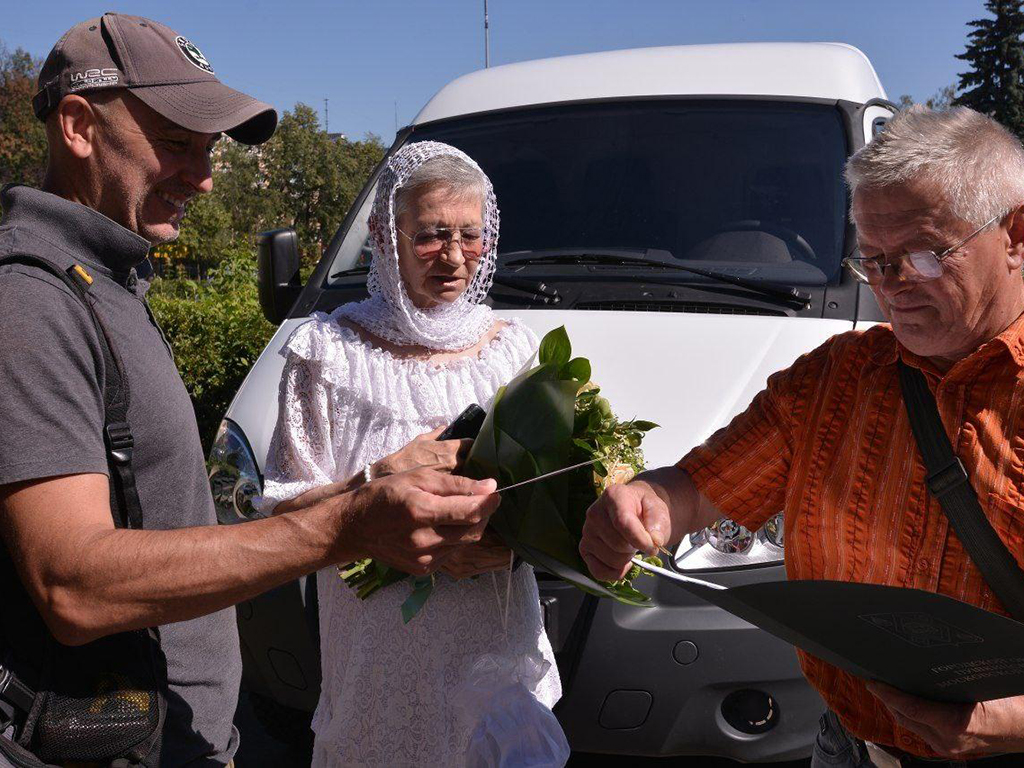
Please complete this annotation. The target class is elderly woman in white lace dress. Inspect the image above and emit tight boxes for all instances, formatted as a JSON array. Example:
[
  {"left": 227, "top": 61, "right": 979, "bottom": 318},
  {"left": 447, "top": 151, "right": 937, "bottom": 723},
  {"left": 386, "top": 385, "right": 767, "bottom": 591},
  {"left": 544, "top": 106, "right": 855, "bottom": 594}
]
[{"left": 258, "top": 141, "right": 561, "bottom": 766}]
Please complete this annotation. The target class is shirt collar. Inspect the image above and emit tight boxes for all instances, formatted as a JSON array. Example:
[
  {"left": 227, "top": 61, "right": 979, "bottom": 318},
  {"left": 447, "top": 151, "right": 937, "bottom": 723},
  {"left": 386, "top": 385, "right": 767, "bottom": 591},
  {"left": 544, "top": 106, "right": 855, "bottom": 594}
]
[
  {"left": 0, "top": 184, "right": 152, "bottom": 278},
  {"left": 977, "top": 310, "right": 1024, "bottom": 370}
]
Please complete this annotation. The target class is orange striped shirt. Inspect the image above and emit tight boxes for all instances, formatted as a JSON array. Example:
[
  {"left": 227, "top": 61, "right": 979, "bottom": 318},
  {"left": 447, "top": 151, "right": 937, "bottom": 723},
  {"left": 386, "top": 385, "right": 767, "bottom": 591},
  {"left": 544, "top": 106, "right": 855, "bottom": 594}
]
[{"left": 680, "top": 315, "right": 1024, "bottom": 757}]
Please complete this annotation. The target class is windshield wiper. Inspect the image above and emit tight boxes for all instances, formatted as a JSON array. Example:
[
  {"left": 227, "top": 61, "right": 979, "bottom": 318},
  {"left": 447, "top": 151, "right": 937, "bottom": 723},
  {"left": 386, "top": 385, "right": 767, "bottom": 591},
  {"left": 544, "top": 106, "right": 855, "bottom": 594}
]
[
  {"left": 502, "top": 249, "right": 812, "bottom": 308},
  {"left": 330, "top": 265, "right": 371, "bottom": 279},
  {"left": 492, "top": 273, "right": 560, "bottom": 303}
]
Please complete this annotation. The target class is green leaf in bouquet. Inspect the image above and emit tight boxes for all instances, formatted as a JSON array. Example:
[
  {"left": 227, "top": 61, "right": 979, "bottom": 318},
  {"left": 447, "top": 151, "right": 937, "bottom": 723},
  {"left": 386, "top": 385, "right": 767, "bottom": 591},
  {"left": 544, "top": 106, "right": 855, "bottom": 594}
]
[
  {"left": 401, "top": 575, "right": 435, "bottom": 624},
  {"left": 565, "top": 474, "right": 599, "bottom": 537},
  {"left": 338, "top": 559, "right": 371, "bottom": 582},
  {"left": 510, "top": 477, "right": 580, "bottom": 568},
  {"left": 630, "top": 420, "right": 660, "bottom": 432},
  {"left": 489, "top": 433, "right": 542, "bottom": 535},
  {"left": 572, "top": 438, "right": 596, "bottom": 454},
  {"left": 604, "top": 580, "right": 656, "bottom": 605},
  {"left": 497, "top": 437, "right": 541, "bottom": 491},
  {"left": 463, "top": 387, "right": 505, "bottom": 481},
  {"left": 560, "top": 357, "right": 592, "bottom": 385},
  {"left": 573, "top": 411, "right": 592, "bottom": 435},
  {"left": 538, "top": 326, "right": 572, "bottom": 367},
  {"left": 493, "top": 378, "right": 578, "bottom": 471},
  {"left": 514, "top": 539, "right": 652, "bottom": 606}
]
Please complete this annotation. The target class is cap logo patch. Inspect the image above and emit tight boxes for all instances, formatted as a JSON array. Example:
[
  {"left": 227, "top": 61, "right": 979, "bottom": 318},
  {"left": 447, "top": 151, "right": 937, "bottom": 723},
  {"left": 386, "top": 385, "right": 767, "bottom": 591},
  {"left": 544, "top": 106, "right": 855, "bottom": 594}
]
[
  {"left": 69, "top": 68, "right": 119, "bottom": 91},
  {"left": 175, "top": 36, "right": 214, "bottom": 74}
]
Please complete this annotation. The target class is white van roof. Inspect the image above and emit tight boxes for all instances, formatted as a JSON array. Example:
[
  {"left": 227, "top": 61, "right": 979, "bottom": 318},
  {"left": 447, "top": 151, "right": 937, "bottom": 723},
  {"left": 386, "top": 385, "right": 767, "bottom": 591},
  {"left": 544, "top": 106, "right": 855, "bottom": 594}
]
[{"left": 413, "top": 42, "right": 887, "bottom": 125}]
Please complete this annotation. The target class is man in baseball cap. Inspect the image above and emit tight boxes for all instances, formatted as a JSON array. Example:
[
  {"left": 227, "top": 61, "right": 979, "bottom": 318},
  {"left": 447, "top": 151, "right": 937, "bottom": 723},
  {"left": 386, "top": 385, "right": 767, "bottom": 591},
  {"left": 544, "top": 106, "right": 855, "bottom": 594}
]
[
  {"left": 34, "top": 13, "right": 276, "bottom": 144},
  {"left": 26, "top": 13, "right": 278, "bottom": 248},
  {"left": 0, "top": 12, "right": 501, "bottom": 768}
]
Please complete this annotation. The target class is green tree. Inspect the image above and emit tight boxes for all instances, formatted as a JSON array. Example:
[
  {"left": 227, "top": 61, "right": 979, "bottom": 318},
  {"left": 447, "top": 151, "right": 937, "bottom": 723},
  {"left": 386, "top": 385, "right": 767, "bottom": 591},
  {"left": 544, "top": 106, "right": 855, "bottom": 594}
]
[
  {"left": 207, "top": 139, "right": 266, "bottom": 239},
  {"left": 167, "top": 192, "right": 235, "bottom": 278},
  {"left": 0, "top": 43, "right": 46, "bottom": 188},
  {"left": 955, "top": 0, "right": 1024, "bottom": 139},
  {"left": 169, "top": 107, "right": 385, "bottom": 271},
  {"left": 147, "top": 243, "right": 276, "bottom": 451},
  {"left": 897, "top": 85, "right": 958, "bottom": 111},
  {"left": 256, "top": 103, "right": 384, "bottom": 267}
]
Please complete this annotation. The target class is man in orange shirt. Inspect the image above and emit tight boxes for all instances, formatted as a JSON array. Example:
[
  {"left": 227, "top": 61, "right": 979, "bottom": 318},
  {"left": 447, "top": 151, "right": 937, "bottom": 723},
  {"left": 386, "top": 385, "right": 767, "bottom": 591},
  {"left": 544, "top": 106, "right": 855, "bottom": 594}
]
[{"left": 581, "top": 106, "right": 1024, "bottom": 767}]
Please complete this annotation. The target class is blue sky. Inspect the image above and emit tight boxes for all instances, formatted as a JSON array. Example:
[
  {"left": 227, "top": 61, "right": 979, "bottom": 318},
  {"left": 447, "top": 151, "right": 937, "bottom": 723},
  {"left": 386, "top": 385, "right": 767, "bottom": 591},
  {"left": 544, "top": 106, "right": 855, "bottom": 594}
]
[{"left": 3, "top": 0, "right": 982, "bottom": 142}]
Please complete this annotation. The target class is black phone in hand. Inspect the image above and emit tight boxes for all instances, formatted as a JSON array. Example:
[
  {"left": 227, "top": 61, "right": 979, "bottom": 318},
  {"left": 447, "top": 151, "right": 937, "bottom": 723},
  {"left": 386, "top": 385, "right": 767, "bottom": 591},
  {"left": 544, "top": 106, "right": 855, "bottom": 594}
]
[{"left": 437, "top": 404, "right": 486, "bottom": 441}]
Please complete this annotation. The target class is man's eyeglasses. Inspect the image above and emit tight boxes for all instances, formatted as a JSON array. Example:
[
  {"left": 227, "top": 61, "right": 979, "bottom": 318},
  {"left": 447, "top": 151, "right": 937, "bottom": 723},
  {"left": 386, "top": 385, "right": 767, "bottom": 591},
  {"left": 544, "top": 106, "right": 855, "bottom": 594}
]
[
  {"left": 842, "top": 214, "right": 1000, "bottom": 285},
  {"left": 397, "top": 226, "right": 486, "bottom": 260}
]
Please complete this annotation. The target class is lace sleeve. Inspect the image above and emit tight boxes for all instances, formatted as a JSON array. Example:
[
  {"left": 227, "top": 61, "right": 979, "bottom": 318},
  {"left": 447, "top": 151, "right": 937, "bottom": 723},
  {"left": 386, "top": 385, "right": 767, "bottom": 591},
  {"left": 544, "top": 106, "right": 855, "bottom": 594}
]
[{"left": 255, "top": 351, "right": 338, "bottom": 514}]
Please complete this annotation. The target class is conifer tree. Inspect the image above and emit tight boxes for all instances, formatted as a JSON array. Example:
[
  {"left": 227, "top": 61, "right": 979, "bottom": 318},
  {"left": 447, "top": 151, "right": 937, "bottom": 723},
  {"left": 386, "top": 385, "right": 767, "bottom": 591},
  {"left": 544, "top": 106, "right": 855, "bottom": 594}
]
[{"left": 955, "top": 0, "right": 1024, "bottom": 140}]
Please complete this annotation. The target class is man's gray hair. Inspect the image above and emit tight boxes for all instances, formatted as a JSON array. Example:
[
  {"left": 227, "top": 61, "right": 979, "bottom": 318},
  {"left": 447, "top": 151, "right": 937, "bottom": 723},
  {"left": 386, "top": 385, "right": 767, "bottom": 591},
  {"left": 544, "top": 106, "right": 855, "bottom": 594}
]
[
  {"left": 394, "top": 154, "right": 487, "bottom": 220},
  {"left": 846, "top": 106, "right": 1024, "bottom": 226}
]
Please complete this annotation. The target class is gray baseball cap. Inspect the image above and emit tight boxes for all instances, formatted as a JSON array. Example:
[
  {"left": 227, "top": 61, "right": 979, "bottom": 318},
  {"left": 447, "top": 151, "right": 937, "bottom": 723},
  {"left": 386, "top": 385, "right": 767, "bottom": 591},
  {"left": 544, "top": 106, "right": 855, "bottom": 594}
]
[{"left": 34, "top": 13, "right": 277, "bottom": 144}]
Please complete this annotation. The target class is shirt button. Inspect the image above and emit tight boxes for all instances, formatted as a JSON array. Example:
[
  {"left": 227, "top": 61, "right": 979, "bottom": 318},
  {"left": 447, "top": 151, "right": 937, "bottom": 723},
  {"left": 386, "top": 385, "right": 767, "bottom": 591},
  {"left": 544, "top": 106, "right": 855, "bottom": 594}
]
[{"left": 917, "top": 558, "right": 930, "bottom": 572}]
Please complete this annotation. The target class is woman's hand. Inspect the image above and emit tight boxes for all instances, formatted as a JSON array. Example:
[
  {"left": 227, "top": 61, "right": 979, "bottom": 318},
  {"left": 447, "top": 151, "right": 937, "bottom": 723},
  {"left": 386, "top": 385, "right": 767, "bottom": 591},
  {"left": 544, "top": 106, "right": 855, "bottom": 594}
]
[
  {"left": 373, "top": 427, "right": 472, "bottom": 478},
  {"left": 441, "top": 529, "right": 514, "bottom": 580}
]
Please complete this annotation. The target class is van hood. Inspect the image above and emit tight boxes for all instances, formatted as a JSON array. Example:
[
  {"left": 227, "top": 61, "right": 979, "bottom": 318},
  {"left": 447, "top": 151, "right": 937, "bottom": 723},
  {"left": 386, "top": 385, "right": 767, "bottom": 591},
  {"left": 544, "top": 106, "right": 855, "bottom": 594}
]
[{"left": 226, "top": 310, "right": 855, "bottom": 472}]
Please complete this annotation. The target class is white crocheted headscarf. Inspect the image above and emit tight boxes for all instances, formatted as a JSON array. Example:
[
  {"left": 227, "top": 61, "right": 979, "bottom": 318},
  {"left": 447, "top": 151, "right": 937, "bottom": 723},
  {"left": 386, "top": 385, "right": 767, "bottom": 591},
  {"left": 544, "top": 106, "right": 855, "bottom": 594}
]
[{"left": 336, "top": 141, "right": 499, "bottom": 351}]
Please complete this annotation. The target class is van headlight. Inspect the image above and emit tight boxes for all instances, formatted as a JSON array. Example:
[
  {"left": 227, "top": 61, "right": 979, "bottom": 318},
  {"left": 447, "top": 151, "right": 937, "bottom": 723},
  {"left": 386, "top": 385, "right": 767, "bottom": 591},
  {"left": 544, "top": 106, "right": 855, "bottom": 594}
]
[
  {"left": 208, "top": 419, "right": 265, "bottom": 524},
  {"left": 673, "top": 513, "right": 784, "bottom": 571}
]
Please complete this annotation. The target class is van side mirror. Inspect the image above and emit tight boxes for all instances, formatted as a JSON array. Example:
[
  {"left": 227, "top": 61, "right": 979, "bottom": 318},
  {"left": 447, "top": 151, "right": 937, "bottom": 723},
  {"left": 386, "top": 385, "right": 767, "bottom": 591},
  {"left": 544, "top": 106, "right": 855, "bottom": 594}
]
[
  {"left": 257, "top": 228, "right": 303, "bottom": 325},
  {"left": 858, "top": 97, "right": 898, "bottom": 145}
]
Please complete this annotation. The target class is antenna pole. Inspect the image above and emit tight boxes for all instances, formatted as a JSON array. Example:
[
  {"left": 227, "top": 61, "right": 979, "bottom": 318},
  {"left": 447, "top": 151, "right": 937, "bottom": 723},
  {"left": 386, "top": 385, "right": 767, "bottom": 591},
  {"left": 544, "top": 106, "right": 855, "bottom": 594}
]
[
  {"left": 324, "top": 98, "right": 329, "bottom": 132},
  {"left": 484, "top": 0, "right": 490, "bottom": 68}
]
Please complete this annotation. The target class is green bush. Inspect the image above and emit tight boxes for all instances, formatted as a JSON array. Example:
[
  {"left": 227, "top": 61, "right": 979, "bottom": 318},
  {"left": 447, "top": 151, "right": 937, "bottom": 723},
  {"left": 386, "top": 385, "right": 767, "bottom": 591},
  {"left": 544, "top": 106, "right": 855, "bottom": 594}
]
[{"left": 147, "top": 244, "right": 276, "bottom": 454}]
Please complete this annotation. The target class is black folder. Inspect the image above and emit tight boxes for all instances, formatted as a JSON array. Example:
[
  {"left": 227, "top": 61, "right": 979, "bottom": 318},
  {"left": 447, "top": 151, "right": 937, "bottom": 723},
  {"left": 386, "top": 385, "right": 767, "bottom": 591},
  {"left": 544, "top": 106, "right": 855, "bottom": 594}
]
[{"left": 635, "top": 559, "right": 1024, "bottom": 703}]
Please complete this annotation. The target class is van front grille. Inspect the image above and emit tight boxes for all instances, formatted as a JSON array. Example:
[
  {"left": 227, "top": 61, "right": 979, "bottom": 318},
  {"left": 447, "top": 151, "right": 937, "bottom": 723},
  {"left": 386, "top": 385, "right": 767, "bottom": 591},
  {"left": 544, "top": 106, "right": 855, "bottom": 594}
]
[{"left": 574, "top": 301, "right": 785, "bottom": 317}]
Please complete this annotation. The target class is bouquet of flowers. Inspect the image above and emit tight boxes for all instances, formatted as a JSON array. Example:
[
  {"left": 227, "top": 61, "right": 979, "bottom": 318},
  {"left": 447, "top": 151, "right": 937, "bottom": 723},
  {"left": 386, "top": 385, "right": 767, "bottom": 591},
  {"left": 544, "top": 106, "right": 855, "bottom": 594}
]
[{"left": 340, "top": 326, "right": 658, "bottom": 621}]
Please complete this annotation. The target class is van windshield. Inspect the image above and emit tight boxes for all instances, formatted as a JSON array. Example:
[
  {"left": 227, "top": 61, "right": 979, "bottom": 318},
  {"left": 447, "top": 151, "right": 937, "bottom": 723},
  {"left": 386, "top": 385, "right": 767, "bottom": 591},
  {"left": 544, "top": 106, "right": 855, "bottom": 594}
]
[{"left": 330, "top": 100, "right": 849, "bottom": 286}]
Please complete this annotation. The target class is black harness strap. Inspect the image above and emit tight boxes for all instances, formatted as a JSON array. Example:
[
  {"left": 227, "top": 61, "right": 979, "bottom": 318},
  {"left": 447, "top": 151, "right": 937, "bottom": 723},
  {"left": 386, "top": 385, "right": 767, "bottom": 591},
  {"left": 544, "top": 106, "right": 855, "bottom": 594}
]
[
  {"left": 897, "top": 360, "right": 1024, "bottom": 622},
  {"left": 0, "top": 255, "right": 143, "bottom": 530},
  {"left": 0, "top": 665, "right": 34, "bottom": 715},
  {"left": 0, "top": 256, "right": 163, "bottom": 766}
]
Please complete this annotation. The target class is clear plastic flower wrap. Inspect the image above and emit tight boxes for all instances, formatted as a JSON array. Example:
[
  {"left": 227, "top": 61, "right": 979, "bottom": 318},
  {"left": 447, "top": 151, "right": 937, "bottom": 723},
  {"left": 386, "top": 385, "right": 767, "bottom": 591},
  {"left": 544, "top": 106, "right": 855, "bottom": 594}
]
[{"left": 452, "top": 652, "right": 570, "bottom": 768}]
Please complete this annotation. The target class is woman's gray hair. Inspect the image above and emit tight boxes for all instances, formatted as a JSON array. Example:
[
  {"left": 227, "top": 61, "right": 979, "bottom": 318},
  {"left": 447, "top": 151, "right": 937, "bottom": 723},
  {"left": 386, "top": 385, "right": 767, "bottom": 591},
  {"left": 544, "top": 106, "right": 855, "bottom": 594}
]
[
  {"left": 846, "top": 106, "right": 1024, "bottom": 225},
  {"left": 393, "top": 153, "right": 487, "bottom": 220}
]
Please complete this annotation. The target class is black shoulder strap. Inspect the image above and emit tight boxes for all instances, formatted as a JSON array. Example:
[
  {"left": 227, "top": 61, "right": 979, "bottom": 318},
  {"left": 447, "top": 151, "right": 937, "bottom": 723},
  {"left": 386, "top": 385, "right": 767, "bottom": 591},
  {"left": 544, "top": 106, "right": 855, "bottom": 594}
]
[
  {"left": 897, "top": 360, "right": 1024, "bottom": 621},
  {"left": 0, "top": 255, "right": 143, "bottom": 530}
]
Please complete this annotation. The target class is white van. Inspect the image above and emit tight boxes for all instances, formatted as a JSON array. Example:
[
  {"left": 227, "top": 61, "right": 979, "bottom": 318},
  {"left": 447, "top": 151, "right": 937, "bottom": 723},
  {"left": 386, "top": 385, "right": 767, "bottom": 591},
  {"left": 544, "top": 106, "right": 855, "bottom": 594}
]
[{"left": 209, "top": 42, "right": 896, "bottom": 759}]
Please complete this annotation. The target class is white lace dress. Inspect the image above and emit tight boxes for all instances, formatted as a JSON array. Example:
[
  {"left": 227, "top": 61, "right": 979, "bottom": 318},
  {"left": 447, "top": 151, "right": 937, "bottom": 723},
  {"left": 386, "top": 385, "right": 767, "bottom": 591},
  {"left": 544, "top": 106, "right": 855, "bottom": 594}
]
[{"left": 257, "top": 310, "right": 562, "bottom": 768}]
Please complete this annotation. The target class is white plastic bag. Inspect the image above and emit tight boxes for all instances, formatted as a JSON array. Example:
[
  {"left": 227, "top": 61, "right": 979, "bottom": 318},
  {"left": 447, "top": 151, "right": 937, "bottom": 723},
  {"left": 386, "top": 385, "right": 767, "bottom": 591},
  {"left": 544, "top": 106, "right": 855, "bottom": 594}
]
[{"left": 455, "top": 652, "right": 570, "bottom": 768}]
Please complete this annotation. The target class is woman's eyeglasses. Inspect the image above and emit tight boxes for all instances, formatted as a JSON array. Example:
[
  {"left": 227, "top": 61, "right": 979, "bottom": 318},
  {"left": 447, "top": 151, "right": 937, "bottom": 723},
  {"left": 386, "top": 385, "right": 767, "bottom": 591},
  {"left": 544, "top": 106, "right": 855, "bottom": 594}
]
[
  {"left": 842, "top": 214, "right": 999, "bottom": 285},
  {"left": 397, "top": 226, "right": 486, "bottom": 260}
]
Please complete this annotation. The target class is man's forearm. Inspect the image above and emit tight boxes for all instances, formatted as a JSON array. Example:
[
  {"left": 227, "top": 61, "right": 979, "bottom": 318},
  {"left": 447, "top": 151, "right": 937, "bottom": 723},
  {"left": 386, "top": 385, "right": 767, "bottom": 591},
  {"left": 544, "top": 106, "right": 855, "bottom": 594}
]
[
  {"left": 631, "top": 466, "right": 721, "bottom": 546},
  {"left": 47, "top": 495, "right": 359, "bottom": 644}
]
